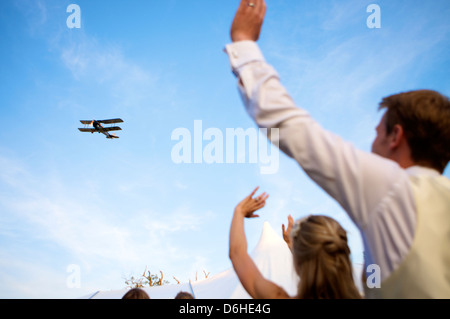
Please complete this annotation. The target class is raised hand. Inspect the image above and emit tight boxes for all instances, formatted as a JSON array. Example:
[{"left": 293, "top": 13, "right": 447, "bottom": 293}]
[
  {"left": 230, "top": 0, "right": 267, "bottom": 42},
  {"left": 282, "top": 215, "right": 294, "bottom": 251},
  {"left": 234, "top": 186, "right": 269, "bottom": 218}
]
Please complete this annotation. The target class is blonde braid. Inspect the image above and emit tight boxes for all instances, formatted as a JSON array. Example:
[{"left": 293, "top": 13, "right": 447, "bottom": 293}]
[{"left": 291, "top": 215, "right": 361, "bottom": 299}]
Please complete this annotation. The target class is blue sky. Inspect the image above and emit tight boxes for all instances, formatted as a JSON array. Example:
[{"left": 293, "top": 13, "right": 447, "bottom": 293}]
[{"left": 0, "top": 0, "right": 449, "bottom": 298}]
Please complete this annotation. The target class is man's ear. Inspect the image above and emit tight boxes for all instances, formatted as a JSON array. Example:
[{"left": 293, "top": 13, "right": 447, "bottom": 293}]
[{"left": 388, "top": 124, "right": 404, "bottom": 150}]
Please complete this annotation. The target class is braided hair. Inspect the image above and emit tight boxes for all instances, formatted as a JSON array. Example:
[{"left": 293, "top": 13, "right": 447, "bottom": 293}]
[{"left": 291, "top": 215, "right": 361, "bottom": 299}]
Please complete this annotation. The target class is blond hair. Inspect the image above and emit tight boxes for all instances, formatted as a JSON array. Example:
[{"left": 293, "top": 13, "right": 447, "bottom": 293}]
[{"left": 291, "top": 215, "right": 361, "bottom": 299}]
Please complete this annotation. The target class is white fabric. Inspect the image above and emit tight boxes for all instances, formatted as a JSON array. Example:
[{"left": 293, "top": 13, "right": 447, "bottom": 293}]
[
  {"left": 81, "top": 222, "right": 363, "bottom": 299},
  {"left": 223, "top": 41, "right": 446, "bottom": 282},
  {"left": 81, "top": 222, "right": 298, "bottom": 299}
]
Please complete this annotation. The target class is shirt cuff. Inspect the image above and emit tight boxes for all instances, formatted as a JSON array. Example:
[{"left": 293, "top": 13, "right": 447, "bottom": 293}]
[{"left": 224, "top": 41, "right": 265, "bottom": 76}]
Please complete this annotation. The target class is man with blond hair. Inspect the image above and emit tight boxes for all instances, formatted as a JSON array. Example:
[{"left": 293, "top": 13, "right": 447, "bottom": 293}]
[{"left": 225, "top": 0, "right": 450, "bottom": 298}]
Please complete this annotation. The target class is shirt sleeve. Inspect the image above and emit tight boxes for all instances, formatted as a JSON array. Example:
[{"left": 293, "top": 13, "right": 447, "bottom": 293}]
[
  {"left": 224, "top": 41, "right": 408, "bottom": 232},
  {"left": 224, "top": 41, "right": 419, "bottom": 281}
]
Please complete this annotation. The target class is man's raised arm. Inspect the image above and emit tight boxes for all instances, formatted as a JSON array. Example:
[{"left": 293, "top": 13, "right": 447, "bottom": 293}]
[{"left": 224, "top": 0, "right": 406, "bottom": 231}]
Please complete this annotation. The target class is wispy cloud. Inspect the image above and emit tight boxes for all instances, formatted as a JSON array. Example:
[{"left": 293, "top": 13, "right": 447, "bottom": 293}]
[
  {"left": 0, "top": 151, "right": 218, "bottom": 296},
  {"left": 13, "top": 0, "right": 49, "bottom": 33},
  {"left": 13, "top": 0, "right": 165, "bottom": 119},
  {"left": 1, "top": 1, "right": 195, "bottom": 297},
  {"left": 60, "top": 37, "right": 158, "bottom": 104},
  {"left": 263, "top": 0, "right": 450, "bottom": 148}
]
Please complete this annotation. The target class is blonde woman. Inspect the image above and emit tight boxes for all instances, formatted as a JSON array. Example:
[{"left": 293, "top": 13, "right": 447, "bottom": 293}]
[{"left": 229, "top": 187, "right": 361, "bottom": 299}]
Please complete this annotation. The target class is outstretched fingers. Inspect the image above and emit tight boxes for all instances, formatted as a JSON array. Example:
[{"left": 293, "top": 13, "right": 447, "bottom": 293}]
[
  {"left": 248, "top": 186, "right": 260, "bottom": 199},
  {"left": 256, "top": 192, "right": 269, "bottom": 202}
]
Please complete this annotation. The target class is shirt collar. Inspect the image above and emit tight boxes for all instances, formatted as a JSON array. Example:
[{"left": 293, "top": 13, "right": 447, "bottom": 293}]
[{"left": 405, "top": 165, "right": 441, "bottom": 177}]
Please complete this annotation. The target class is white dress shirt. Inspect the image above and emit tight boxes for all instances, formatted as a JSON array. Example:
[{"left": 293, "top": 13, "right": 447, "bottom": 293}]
[{"left": 224, "top": 40, "right": 444, "bottom": 282}]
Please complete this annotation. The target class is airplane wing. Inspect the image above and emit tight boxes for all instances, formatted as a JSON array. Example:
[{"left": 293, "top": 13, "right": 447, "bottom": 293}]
[
  {"left": 80, "top": 120, "right": 93, "bottom": 125},
  {"left": 78, "top": 128, "right": 96, "bottom": 133},
  {"left": 98, "top": 118, "right": 124, "bottom": 124},
  {"left": 103, "top": 126, "right": 122, "bottom": 132}
]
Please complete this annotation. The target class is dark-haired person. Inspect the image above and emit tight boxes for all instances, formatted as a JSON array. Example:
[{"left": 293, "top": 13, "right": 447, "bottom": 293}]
[
  {"left": 225, "top": 0, "right": 450, "bottom": 298},
  {"left": 122, "top": 288, "right": 150, "bottom": 299},
  {"left": 174, "top": 291, "right": 194, "bottom": 299}
]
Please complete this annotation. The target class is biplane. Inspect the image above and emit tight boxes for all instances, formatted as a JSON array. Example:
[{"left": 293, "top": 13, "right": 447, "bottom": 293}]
[{"left": 78, "top": 118, "right": 123, "bottom": 139}]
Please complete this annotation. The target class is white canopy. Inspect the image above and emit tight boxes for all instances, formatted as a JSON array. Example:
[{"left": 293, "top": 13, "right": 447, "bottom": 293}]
[{"left": 82, "top": 222, "right": 363, "bottom": 299}]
